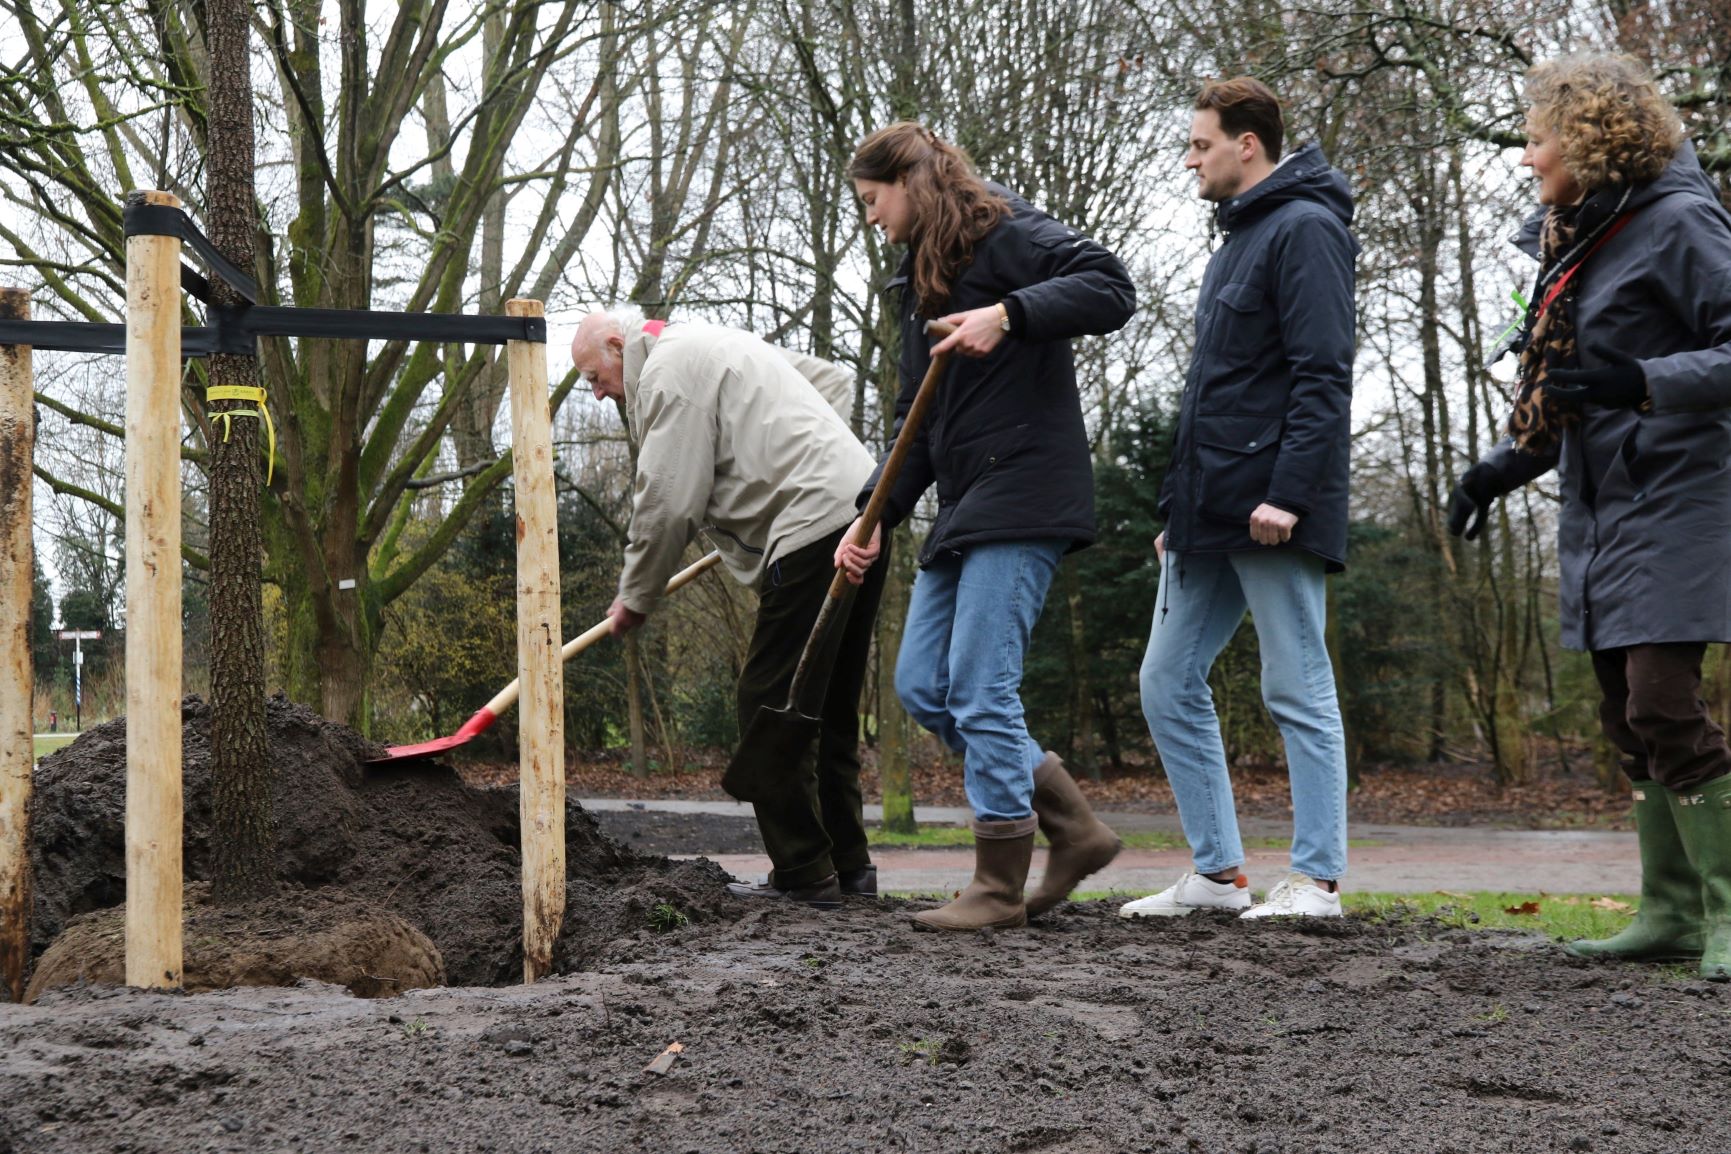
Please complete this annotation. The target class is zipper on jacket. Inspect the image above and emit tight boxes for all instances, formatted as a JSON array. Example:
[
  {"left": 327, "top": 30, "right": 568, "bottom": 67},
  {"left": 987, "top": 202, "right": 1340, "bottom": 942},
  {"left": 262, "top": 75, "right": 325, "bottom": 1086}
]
[{"left": 705, "top": 524, "right": 765, "bottom": 557}]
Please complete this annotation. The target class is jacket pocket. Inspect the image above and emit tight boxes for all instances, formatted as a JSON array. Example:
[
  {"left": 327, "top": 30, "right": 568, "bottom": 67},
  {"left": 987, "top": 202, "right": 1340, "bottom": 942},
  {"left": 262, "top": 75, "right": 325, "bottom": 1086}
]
[
  {"left": 1194, "top": 412, "right": 1283, "bottom": 524},
  {"left": 1206, "top": 281, "right": 1275, "bottom": 375},
  {"left": 1212, "top": 281, "right": 1266, "bottom": 334},
  {"left": 935, "top": 423, "right": 1031, "bottom": 503}
]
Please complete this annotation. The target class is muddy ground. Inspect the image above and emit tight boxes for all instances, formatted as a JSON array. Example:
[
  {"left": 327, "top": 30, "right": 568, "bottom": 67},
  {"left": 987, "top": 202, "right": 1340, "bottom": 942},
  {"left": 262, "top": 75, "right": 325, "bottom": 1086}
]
[
  {"left": 4, "top": 903, "right": 1729, "bottom": 1154},
  {"left": 6, "top": 700, "right": 1729, "bottom": 1152}
]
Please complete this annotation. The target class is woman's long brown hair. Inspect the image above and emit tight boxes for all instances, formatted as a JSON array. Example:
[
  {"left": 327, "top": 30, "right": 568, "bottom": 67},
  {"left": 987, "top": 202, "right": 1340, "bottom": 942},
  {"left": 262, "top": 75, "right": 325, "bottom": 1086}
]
[{"left": 848, "top": 122, "right": 1009, "bottom": 316}]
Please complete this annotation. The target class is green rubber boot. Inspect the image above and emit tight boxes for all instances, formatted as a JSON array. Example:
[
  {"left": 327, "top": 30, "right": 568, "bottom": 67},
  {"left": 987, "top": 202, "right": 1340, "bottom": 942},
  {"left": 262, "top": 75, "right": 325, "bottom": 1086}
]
[
  {"left": 1566, "top": 785, "right": 1704, "bottom": 963},
  {"left": 1669, "top": 774, "right": 1731, "bottom": 982}
]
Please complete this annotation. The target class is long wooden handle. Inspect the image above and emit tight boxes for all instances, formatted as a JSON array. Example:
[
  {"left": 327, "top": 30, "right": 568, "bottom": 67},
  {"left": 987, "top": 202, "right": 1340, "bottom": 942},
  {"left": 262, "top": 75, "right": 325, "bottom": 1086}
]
[
  {"left": 481, "top": 550, "right": 723, "bottom": 717},
  {"left": 787, "top": 321, "right": 957, "bottom": 704},
  {"left": 847, "top": 319, "right": 956, "bottom": 558}
]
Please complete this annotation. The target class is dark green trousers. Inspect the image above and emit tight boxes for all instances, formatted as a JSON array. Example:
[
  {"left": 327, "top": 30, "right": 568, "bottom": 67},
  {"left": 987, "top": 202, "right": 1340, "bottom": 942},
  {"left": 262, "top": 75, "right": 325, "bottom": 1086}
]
[{"left": 736, "top": 525, "right": 889, "bottom": 888}]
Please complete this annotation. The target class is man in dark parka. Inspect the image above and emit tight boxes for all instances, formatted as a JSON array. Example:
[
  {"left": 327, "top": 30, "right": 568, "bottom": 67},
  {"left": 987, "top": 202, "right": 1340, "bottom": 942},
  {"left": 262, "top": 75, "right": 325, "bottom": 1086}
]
[
  {"left": 1121, "top": 77, "right": 1358, "bottom": 923},
  {"left": 1449, "top": 53, "right": 1731, "bottom": 981}
]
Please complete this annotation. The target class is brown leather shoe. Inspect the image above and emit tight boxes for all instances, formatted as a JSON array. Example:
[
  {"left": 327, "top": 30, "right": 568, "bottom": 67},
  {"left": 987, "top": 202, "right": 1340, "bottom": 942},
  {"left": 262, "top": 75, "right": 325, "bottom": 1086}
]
[
  {"left": 1025, "top": 753, "right": 1122, "bottom": 917},
  {"left": 838, "top": 865, "right": 877, "bottom": 897},
  {"left": 912, "top": 818, "right": 1035, "bottom": 931},
  {"left": 725, "top": 872, "right": 842, "bottom": 909}
]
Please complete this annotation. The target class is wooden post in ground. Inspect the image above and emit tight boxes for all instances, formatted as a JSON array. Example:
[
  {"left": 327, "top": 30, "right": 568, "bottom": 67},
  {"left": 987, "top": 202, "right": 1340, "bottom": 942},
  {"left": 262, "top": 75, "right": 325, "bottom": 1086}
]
[
  {"left": 124, "top": 191, "right": 184, "bottom": 990},
  {"left": 0, "top": 287, "right": 33, "bottom": 1003},
  {"left": 506, "top": 299, "right": 564, "bottom": 983}
]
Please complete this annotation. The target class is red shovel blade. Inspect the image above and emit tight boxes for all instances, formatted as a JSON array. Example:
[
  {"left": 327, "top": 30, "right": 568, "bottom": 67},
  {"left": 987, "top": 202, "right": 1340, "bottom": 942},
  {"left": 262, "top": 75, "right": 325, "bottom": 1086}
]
[{"left": 368, "top": 707, "right": 498, "bottom": 764}]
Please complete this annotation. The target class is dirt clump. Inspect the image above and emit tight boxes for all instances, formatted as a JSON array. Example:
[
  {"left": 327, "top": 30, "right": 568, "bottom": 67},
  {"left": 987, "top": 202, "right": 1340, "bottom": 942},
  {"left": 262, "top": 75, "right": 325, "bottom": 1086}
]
[
  {"left": 26, "top": 883, "right": 443, "bottom": 999},
  {"left": 25, "top": 694, "right": 733, "bottom": 992}
]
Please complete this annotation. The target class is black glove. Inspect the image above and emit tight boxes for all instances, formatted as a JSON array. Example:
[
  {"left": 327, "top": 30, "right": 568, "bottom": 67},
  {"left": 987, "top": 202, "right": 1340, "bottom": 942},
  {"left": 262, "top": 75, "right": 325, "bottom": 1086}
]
[
  {"left": 1446, "top": 460, "right": 1503, "bottom": 541},
  {"left": 1547, "top": 349, "right": 1647, "bottom": 409}
]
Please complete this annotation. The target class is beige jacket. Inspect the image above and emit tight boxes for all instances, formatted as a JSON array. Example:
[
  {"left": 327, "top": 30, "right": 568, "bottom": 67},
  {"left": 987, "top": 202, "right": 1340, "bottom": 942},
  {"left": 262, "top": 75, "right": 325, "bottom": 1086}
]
[{"left": 616, "top": 323, "right": 874, "bottom": 614}]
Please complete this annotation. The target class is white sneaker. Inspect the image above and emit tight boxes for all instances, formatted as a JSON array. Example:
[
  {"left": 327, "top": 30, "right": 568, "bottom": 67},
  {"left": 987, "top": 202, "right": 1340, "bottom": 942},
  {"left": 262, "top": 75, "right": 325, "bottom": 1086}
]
[
  {"left": 1118, "top": 870, "right": 1252, "bottom": 917},
  {"left": 1239, "top": 872, "right": 1343, "bottom": 919}
]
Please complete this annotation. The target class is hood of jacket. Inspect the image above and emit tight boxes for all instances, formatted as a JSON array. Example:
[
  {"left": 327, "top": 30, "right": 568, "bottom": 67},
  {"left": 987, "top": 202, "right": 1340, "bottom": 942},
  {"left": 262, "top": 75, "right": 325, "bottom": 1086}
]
[
  {"left": 1214, "top": 142, "right": 1354, "bottom": 235},
  {"left": 1511, "top": 139, "right": 1726, "bottom": 258}
]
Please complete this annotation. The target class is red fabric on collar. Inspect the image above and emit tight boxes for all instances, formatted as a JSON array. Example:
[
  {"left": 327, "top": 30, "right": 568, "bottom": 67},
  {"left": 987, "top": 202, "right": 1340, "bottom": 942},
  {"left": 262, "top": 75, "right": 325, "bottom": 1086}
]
[{"left": 642, "top": 319, "right": 666, "bottom": 337}]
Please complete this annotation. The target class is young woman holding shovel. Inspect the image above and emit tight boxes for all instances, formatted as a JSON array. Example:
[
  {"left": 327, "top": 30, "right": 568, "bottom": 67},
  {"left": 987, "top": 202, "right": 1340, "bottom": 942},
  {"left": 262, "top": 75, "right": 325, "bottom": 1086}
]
[
  {"left": 836, "top": 122, "right": 1136, "bottom": 930},
  {"left": 1448, "top": 54, "right": 1731, "bottom": 981}
]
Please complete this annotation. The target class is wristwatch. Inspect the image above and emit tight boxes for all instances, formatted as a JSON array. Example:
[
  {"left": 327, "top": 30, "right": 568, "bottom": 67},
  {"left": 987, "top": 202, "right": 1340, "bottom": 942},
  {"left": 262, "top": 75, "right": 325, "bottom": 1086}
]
[{"left": 996, "top": 302, "right": 1011, "bottom": 332}]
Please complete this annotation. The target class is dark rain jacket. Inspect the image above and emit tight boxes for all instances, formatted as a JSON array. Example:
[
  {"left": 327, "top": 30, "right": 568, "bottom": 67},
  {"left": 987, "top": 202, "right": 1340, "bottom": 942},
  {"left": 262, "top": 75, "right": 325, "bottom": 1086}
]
[
  {"left": 1158, "top": 143, "right": 1359, "bottom": 571},
  {"left": 860, "top": 184, "right": 1137, "bottom": 567},
  {"left": 1468, "top": 141, "right": 1731, "bottom": 651}
]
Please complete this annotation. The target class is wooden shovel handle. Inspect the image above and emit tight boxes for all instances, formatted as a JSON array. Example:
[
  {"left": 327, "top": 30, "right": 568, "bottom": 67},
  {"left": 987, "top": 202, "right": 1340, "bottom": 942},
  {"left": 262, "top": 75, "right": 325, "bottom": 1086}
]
[
  {"left": 842, "top": 319, "right": 957, "bottom": 567},
  {"left": 482, "top": 550, "right": 724, "bottom": 717},
  {"left": 789, "top": 321, "right": 957, "bottom": 703}
]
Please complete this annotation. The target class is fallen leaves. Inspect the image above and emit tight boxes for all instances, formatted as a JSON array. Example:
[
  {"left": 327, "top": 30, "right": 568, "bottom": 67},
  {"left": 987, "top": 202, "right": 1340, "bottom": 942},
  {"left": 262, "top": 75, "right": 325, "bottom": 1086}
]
[
  {"left": 1546, "top": 895, "right": 1636, "bottom": 913},
  {"left": 452, "top": 743, "right": 1635, "bottom": 831},
  {"left": 643, "top": 1042, "right": 683, "bottom": 1076}
]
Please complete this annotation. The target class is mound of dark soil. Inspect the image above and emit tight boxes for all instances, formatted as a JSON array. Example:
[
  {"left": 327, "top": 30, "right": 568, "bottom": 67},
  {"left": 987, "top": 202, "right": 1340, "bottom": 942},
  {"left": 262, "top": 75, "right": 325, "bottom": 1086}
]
[
  {"left": 26, "top": 882, "right": 443, "bottom": 999},
  {"left": 26, "top": 694, "right": 733, "bottom": 991}
]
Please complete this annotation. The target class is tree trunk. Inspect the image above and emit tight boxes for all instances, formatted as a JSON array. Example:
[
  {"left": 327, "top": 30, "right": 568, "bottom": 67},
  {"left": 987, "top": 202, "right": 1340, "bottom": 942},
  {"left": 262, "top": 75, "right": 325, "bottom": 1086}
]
[
  {"left": 625, "top": 632, "right": 649, "bottom": 777},
  {"left": 870, "top": 0, "right": 921, "bottom": 837},
  {"left": 205, "top": 0, "right": 277, "bottom": 903},
  {"left": 875, "top": 539, "right": 916, "bottom": 834},
  {"left": 1063, "top": 564, "right": 1098, "bottom": 780},
  {"left": 445, "top": 11, "right": 509, "bottom": 473},
  {"left": 1326, "top": 578, "right": 1358, "bottom": 789}
]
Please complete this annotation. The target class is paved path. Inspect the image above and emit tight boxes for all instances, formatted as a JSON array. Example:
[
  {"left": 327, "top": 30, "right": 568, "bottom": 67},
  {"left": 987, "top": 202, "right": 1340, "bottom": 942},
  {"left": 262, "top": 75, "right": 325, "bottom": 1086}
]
[{"left": 578, "top": 797, "right": 1640, "bottom": 895}]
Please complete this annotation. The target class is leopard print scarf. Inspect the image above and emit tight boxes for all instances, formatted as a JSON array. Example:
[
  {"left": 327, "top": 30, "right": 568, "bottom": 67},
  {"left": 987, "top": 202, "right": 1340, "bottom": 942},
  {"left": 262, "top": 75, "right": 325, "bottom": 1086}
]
[{"left": 1508, "top": 184, "right": 1633, "bottom": 454}]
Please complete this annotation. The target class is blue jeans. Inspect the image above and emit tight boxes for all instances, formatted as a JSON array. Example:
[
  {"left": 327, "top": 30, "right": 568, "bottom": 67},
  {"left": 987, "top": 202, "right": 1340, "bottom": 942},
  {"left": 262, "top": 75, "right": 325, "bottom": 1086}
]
[
  {"left": 1139, "top": 549, "right": 1348, "bottom": 881},
  {"left": 896, "top": 540, "right": 1067, "bottom": 821}
]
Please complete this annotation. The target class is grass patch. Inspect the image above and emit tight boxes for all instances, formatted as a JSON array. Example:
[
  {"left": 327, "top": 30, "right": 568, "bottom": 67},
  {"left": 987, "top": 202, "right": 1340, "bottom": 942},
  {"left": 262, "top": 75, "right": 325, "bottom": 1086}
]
[
  {"left": 884, "top": 887, "right": 1640, "bottom": 941},
  {"left": 897, "top": 1038, "right": 941, "bottom": 1066},
  {"left": 33, "top": 734, "right": 76, "bottom": 759},
  {"left": 1344, "top": 890, "right": 1637, "bottom": 940},
  {"left": 646, "top": 902, "right": 690, "bottom": 933},
  {"left": 867, "top": 824, "right": 1382, "bottom": 853},
  {"left": 867, "top": 825, "right": 977, "bottom": 849}
]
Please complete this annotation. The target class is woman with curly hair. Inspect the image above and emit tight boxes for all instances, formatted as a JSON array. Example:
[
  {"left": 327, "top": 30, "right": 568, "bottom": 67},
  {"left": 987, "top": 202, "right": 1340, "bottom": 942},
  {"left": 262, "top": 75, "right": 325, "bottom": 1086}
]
[
  {"left": 1448, "top": 53, "right": 1731, "bottom": 981},
  {"left": 835, "top": 122, "right": 1136, "bottom": 930}
]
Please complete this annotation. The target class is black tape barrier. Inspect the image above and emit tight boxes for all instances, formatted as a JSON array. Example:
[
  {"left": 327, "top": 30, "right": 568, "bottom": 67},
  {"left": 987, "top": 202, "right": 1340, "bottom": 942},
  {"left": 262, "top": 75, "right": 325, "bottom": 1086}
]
[
  {"left": 0, "top": 321, "right": 217, "bottom": 356},
  {"left": 125, "top": 201, "right": 261, "bottom": 303},
  {"left": 0, "top": 201, "right": 546, "bottom": 352},
  {"left": 0, "top": 304, "right": 545, "bottom": 354}
]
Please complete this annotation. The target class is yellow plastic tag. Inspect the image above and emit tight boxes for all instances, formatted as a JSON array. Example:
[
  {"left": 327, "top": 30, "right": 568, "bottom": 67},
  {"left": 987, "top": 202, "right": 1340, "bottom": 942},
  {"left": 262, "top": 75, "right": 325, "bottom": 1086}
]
[{"left": 206, "top": 384, "right": 276, "bottom": 485}]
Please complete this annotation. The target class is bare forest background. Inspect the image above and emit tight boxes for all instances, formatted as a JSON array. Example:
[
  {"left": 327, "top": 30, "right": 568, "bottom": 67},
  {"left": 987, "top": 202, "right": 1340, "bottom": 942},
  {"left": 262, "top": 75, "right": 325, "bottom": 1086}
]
[{"left": 8, "top": 0, "right": 1731, "bottom": 803}]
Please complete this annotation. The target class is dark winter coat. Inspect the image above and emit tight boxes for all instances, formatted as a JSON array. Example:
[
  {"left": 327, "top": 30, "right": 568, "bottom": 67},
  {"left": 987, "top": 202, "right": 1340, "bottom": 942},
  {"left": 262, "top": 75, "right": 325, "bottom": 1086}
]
[
  {"left": 861, "top": 184, "right": 1137, "bottom": 567},
  {"left": 1158, "top": 143, "right": 1359, "bottom": 571},
  {"left": 1469, "top": 140, "right": 1731, "bottom": 651}
]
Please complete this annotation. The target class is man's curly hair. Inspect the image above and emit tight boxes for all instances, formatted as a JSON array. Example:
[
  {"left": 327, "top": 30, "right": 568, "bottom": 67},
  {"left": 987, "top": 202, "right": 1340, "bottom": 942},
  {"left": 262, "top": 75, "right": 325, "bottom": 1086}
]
[{"left": 1526, "top": 53, "right": 1684, "bottom": 191}]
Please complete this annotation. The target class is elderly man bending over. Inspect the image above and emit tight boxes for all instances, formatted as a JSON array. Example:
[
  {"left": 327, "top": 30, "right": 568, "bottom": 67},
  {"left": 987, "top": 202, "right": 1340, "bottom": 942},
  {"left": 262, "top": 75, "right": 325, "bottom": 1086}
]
[{"left": 572, "top": 307, "right": 884, "bottom": 909}]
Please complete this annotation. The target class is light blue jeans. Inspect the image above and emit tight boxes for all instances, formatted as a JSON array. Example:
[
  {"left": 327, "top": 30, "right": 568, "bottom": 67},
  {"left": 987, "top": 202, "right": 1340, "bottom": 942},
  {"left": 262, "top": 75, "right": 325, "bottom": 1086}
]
[
  {"left": 896, "top": 540, "right": 1067, "bottom": 821},
  {"left": 1139, "top": 549, "right": 1348, "bottom": 881}
]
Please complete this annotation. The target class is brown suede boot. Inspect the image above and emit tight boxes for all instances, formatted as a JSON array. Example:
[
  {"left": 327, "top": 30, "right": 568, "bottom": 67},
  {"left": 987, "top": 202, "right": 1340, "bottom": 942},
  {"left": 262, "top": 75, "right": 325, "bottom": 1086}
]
[
  {"left": 1025, "top": 753, "right": 1123, "bottom": 917},
  {"left": 912, "top": 818, "right": 1036, "bottom": 931}
]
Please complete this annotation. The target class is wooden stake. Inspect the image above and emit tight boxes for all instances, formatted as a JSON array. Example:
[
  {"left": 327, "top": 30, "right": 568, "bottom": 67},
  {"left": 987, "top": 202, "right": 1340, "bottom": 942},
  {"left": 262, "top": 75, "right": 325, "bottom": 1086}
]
[
  {"left": 124, "top": 191, "right": 183, "bottom": 990},
  {"left": 0, "top": 287, "right": 33, "bottom": 1003},
  {"left": 506, "top": 299, "right": 564, "bottom": 983}
]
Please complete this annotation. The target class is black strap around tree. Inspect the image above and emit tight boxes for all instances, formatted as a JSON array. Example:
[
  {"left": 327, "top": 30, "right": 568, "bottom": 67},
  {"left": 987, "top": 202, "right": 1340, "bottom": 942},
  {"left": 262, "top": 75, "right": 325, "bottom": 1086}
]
[{"left": 0, "top": 202, "right": 546, "bottom": 354}]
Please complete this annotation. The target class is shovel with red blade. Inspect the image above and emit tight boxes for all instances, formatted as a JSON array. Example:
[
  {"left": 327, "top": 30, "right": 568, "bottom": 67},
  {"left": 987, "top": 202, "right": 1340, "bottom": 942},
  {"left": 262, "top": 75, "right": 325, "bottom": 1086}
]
[{"left": 370, "top": 550, "right": 723, "bottom": 763}]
